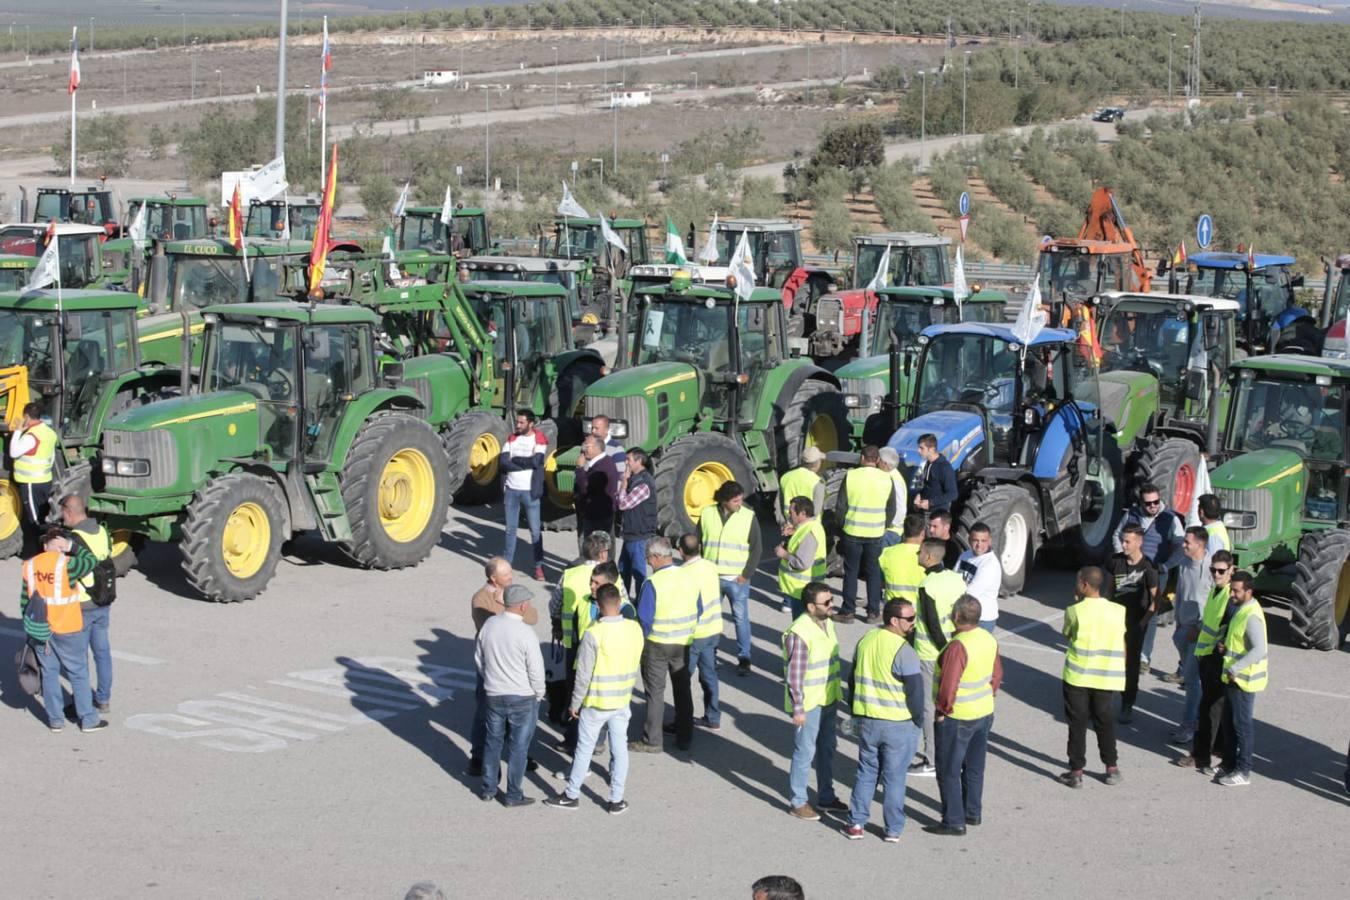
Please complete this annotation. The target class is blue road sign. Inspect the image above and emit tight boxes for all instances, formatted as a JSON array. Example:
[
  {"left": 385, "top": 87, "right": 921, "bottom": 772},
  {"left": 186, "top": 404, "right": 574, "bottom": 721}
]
[
  {"left": 959, "top": 192, "right": 971, "bottom": 216},
  {"left": 1196, "top": 214, "right": 1213, "bottom": 250}
]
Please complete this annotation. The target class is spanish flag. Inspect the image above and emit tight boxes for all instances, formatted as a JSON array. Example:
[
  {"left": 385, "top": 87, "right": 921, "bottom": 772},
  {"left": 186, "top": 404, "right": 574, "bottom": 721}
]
[
  {"left": 227, "top": 182, "right": 244, "bottom": 250},
  {"left": 308, "top": 143, "right": 339, "bottom": 297},
  {"left": 1172, "top": 239, "right": 1187, "bottom": 267}
]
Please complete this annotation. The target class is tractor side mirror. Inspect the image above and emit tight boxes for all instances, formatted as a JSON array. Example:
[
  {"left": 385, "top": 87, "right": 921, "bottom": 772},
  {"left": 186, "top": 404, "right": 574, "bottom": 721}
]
[
  {"left": 1183, "top": 369, "right": 1206, "bottom": 402},
  {"left": 1203, "top": 314, "right": 1221, "bottom": 350}
]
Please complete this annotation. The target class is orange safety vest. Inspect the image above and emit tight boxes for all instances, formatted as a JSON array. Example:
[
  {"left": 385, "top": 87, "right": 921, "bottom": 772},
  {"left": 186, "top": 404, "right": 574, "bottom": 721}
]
[{"left": 24, "top": 551, "right": 84, "bottom": 634}]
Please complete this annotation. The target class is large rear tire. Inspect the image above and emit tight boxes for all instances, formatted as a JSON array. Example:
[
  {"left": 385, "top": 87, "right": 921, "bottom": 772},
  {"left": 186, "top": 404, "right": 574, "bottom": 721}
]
[
  {"left": 0, "top": 477, "right": 22, "bottom": 560},
  {"left": 1135, "top": 436, "right": 1202, "bottom": 515},
  {"left": 959, "top": 482, "right": 1038, "bottom": 596},
  {"left": 820, "top": 468, "right": 846, "bottom": 577},
  {"left": 653, "top": 432, "right": 757, "bottom": 537},
  {"left": 776, "top": 378, "right": 849, "bottom": 471},
  {"left": 1290, "top": 528, "right": 1350, "bottom": 651},
  {"left": 341, "top": 413, "right": 449, "bottom": 570},
  {"left": 549, "top": 358, "right": 603, "bottom": 437},
  {"left": 1074, "top": 440, "right": 1123, "bottom": 563},
  {"left": 180, "top": 473, "right": 287, "bottom": 603},
  {"left": 443, "top": 410, "right": 509, "bottom": 504}
]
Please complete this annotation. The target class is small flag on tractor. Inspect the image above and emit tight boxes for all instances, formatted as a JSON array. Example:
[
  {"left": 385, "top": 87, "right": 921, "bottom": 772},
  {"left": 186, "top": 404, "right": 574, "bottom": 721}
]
[
  {"left": 664, "top": 217, "right": 688, "bottom": 266},
  {"left": 557, "top": 181, "right": 588, "bottom": 219},
  {"left": 1247, "top": 244, "right": 1256, "bottom": 271},
  {"left": 308, "top": 144, "right": 339, "bottom": 297},
  {"left": 729, "top": 229, "right": 755, "bottom": 302},
  {"left": 319, "top": 17, "right": 332, "bottom": 112},
  {"left": 227, "top": 183, "right": 244, "bottom": 249},
  {"left": 24, "top": 221, "right": 60, "bottom": 293},
  {"left": 1172, "top": 239, "right": 1187, "bottom": 267},
  {"left": 391, "top": 181, "right": 410, "bottom": 219},
  {"left": 697, "top": 214, "right": 720, "bottom": 264},
  {"left": 866, "top": 243, "right": 892, "bottom": 293}
]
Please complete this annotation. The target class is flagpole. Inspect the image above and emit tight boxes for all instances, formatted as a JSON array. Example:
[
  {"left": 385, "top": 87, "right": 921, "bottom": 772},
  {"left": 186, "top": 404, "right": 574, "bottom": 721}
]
[
  {"left": 69, "top": 87, "right": 76, "bottom": 184},
  {"left": 320, "top": 16, "right": 328, "bottom": 188}
]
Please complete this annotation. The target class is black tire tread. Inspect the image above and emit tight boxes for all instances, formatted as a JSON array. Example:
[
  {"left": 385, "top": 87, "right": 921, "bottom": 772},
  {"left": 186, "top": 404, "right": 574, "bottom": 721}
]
[
  {"left": 443, "top": 409, "right": 510, "bottom": 504},
  {"left": 1134, "top": 436, "right": 1202, "bottom": 513},
  {"left": 653, "top": 432, "right": 756, "bottom": 538},
  {"left": 958, "top": 482, "right": 1039, "bottom": 596},
  {"left": 775, "top": 378, "right": 848, "bottom": 472},
  {"left": 180, "top": 473, "right": 286, "bottom": 603},
  {"left": 1290, "top": 528, "right": 1350, "bottom": 651}
]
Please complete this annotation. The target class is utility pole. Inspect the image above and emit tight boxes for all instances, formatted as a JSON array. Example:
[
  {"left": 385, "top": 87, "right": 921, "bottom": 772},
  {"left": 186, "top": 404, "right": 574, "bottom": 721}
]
[
  {"left": 191, "top": 40, "right": 197, "bottom": 101},
  {"left": 181, "top": 12, "right": 186, "bottom": 48},
  {"left": 920, "top": 70, "right": 928, "bottom": 154},
  {"left": 1189, "top": 4, "right": 1202, "bottom": 102},
  {"left": 553, "top": 46, "right": 558, "bottom": 112},
  {"left": 1168, "top": 33, "right": 1175, "bottom": 102},
  {"left": 484, "top": 86, "right": 491, "bottom": 191},
  {"left": 962, "top": 51, "right": 970, "bottom": 136},
  {"left": 612, "top": 102, "right": 618, "bottom": 175},
  {"left": 275, "top": 0, "right": 289, "bottom": 160},
  {"left": 89, "top": 17, "right": 94, "bottom": 53}
]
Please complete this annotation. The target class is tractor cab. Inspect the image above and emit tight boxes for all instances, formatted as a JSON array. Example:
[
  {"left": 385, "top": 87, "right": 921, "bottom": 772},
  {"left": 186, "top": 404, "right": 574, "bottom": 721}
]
[
  {"left": 157, "top": 239, "right": 311, "bottom": 312},
  {"left": 709, "top": 219, "right": 804, "bottom": 289},
  {"left": 245, "top": 197, "right": 321, "bottom": 241},
  {"left": 1038, "top": 241, "right": 1142, "bottom": 309},
  {"left": 1318, "top": 254, "right": 1350, "bottom": 359},
  {"left": 0, "top": 224, "right": 107, "bottom": 289},
  {"left": 459, "top": 256, "right": 593, "bottom": 339},
  {"left": 399, "top": 206, "right": 492, "bottom": 257},
  {"left": 0, "top": 257, "right": 36, "bottom": 292},
  {"left": 852, "top": 233, "right": 951, "bottom": 288},
  {"left": 1179, "top": 251, "right": 1299, "bottom": 351},
  {"left": 30, "top": 185, "right": 120, "bottom": 238},
  {"left": 127, "top": 196, "right": 210, "bottom": 243},
  {"left": 550, "top": 217, "right": 649, "bottom": 263}
]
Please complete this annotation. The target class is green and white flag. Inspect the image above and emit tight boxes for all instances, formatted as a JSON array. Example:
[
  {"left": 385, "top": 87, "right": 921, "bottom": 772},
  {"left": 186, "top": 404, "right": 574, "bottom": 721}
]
[{"left": 665, "top": 217, "right": 688, "bottom": 265}]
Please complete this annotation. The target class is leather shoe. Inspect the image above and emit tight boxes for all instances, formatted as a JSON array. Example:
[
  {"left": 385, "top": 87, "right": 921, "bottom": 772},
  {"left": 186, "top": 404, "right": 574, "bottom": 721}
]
[
  {"left": 966, "top": 816, "right": 982, "bottom": 826},
  {"left": 922, "top": 824, "right": 966, "bottom": 836},
  {"left": 499, "top": 796, "right": 535, "bottom": 808}
]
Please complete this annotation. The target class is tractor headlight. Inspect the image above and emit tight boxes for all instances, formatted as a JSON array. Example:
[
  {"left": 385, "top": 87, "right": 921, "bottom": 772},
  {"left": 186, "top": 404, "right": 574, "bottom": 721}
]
[
  {"left": 101, "top": 457, "right": 151, "bottom": 477},
  {"left": 843, "top": 393, "right": 863, "bottom": 408},
  {"left": 1222, "top": 511, "right": 1257, "bottom": 530},
  {"left": 609, "top": 420, "right": 628, "bottom": 440}
]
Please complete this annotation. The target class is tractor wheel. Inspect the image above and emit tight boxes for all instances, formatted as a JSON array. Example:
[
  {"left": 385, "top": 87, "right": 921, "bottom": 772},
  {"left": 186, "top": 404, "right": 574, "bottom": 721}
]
[
  {"left": 1289, "top": 528, "right": 1350, "bottom": 651},
  {"left": 180, "top": 473, "right": 287, "bottom": 603},
  {"left": 549, "top": 358, "right": 603, "bottom": 434},
  {"left": 0, "top": 477, "right": 22, "bottom": 560},
  {"left": 820, "top": 468, "right": 846, "bottom": 577},
  {"left": 653, "top": 432, "right": 757, "bottom": 537},
  {"left": 443, "top": 410, "right": 510, "bottom": 504},
  {"left": 341, "top": 413, "right": 450, "bottom": 570},
  {"left": 776, "top": 379, "right": 849, "bottom": 471},
  {"left": 959, "top": 483, "right": 1039, "bottom": 596},
  {"left": 1135, "top": 436, "right": 1203, "bottom": 514},
  {"left": 1074, "top": 441, "right": 1124, "bottom": 564}
]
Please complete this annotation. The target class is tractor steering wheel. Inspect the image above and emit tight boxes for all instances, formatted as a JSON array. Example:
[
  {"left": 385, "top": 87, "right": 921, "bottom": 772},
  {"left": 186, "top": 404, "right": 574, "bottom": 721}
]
[{"left": 266, "top": 367, "right": 295, "bottom": 401}]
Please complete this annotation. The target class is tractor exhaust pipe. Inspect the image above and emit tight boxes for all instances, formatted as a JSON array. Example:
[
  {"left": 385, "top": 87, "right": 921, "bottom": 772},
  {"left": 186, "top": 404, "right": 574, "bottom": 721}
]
[
  {"left": 1205, "top": 376, "right": 1222, "bottom": 457},
  {"left": 887, "top": 333, "right": 902, "bottom": 435},
  {"left": 179, "top": 309, "right": 193, "bottom": 397}
]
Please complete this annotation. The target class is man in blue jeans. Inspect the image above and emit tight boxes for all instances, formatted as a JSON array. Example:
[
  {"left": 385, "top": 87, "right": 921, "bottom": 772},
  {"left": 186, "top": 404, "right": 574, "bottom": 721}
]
[
  {"left": 476, "top": 585, "right": 546, "bottom": 806},
  {"left": 615, "top": 449, "right": 658, "bottom": 599},
  {"left": 500, "top": 411, "right": 548, "bottom": 581},
  {"left": 679, "top": 532, "right": 723, "bottom": 730},
  {"left": 784, "top": 582, "right": 846, "bottom": 821},
  {"left": 843, "top": 598, "right": 924, "bottom": 842},
  {"left": 699, "top": 482, "right": 761, "bottom": 677},
  {"left": 924, "top": 595, "right": 1002, "bottom": 836},
  {"left": 62, "top": 495, "right": 113, "bottom": 713}
]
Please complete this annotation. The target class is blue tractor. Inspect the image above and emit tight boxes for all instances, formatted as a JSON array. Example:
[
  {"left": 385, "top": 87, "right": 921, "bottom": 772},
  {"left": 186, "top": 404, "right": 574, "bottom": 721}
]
[
  {"left": 1171, "top": 251, "right": 1302, "bottom": 353},
  {"left": 890, "top": 322, "right": 1123, "bottom": 593}
]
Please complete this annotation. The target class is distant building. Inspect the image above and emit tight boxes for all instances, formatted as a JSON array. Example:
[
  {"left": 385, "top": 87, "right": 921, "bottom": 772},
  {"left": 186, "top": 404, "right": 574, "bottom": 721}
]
[
  {"left": 608, "top": 90, "right": 653, "bottom": 109},
  {"left": 422, "top": 70, "right": 460, "bottom": 87}
]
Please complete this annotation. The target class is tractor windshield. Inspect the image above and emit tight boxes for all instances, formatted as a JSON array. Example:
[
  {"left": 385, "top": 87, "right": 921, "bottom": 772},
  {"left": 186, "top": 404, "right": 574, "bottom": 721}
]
[
  {"left": 1189, "top": 267, "right": 1287, "bottom": 325},
  {"left": 855, "top": 245, "right": 947, "bottom": 289},
  {"left": 60, "top": 308, "right": 137, "bottom": 440},
  {"left": 36, "top": 191, "right": 113, "bottom": 226},
  {"left": 1039, "top": 251, "right": 1128, "bottom": 300},
  {"left": 246, "top": 204, "right": 319, "bottom": 241},
  {"left": 871, "top": 300, "right": 950, "bottom": 355},
  {"left": 1229, "top": 375, "right": 1345, "bottom": 461},
  {"left": 0, "top": 267, "right": 30, "bottom": 291},
  {"left": 1098, "top": 304, "right": 1194, "bottom": 406},
  {"left": 401, "top": 213, "right": 487, "bottom": 255},
  {"left": 713, "top": 229, "right": 801, "bottom": 283},
  {"left": 205, "top": 322, "right": 299, "bottom": 401},
  {"left": 914, "top": 333, "right": 1019, "bottom": 416},
  {"left": 129, "top": 201, "right": 208, "bottom": 242},
  {"left": 636, "top": 299, "right": 732, "bottom": 371},
  {"left": 467, "top": 294, "right": 568, "bottom": 364},
  {"left": 167, "top": 254, "right": 284, "bottom": 309},
  {"left": 0, "top": 309, "right": 57, "bottom": 382}
]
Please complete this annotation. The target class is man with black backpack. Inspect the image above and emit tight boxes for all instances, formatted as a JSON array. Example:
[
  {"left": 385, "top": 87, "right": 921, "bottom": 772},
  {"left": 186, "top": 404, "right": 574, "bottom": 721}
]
[{"left": 60, "top": 494, "right": 116, "bottom": 714}]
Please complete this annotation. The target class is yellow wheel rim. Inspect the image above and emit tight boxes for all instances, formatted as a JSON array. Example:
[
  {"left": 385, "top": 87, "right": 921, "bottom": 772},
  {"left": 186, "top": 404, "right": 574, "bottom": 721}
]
[
  {"left": 544, "top": 449, "right": 573, "bottom": 508},
  {"left": 0, "top": 479, "right": 19, "bottom": 541},
  {"left": 110, "top": 529, "right": 134, "bottom": 560},
  {"left": 683, "top": 461, "right": 733, "bottom": 524},
  {"left": 1335, "top": 560, "right": 1350, "bottom": 627},
  {"left": 468, "top": 431, "right": 501, "bottom": 486},
  {"left": 379, "top": 448, "right": 436, "bottom": 543},
  {"left": 221, "top": 501, "right": 271, "bottom": 579},
  {"left": 807, "top": 413, "right": 840, "bottom": 453}
]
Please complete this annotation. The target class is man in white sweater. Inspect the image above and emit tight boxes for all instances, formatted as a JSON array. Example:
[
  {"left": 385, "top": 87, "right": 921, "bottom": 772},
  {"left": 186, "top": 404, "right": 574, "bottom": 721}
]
[
  {"left": 476, "top": 585, "right": 545, "bottom": 807},
  {"left": 957, "top": 523, "right": 1003, "bottom": 632}
]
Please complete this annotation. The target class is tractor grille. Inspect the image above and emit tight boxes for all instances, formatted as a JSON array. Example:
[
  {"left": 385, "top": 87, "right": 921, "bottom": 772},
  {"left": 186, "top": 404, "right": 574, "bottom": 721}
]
[
  {"left": 815, "top": 296, "right": 844, "bottom": 334},
  {"left": 1215, "top": 486, "right": 1273, "bottom": 546},
  {"left": 585, "top": 395, "right": 648, "bottom": 446},
  {"left": 841, "top": 377, "right": 886, "bottom": 421},
  {"left": 102, "top": 429, "right": 178, "bottom": 491}
]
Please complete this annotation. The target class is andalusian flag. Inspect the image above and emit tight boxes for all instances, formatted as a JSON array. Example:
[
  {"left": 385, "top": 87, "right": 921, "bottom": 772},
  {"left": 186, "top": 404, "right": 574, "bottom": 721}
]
[
  {"left": 664, "top": 218, "right": 688, "bottom": 265},
  {"left": 308, "top": 144, "right": 339, "bottom": 297}
]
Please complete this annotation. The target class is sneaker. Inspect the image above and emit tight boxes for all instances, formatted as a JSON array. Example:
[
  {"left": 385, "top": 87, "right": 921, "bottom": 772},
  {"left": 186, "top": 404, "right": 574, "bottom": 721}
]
[
  {"left": 606, "top": 800, "right": 629, "bottom": 815},
  {"left": 861, "top": 614, "right": 881, "bottom": 625},
  {"left": 1139, "top": 654, "right": 1150, "bottom": 667},
  {"left": 1198, "top": 765, "right": 1216, "bottom": 776},
  {"left": 553, "top": 740, "right": 575, "bottom": 754},
  {"left": 737, "top": 658, "right": 752, "bottom": 677},
  {"left": 695, "top": 716, "right": 721, "bottom": 731},
  {"left": 95, "top": 701, "right": 110, "bottom": 713},
  {"left": 544, "top": 795, "right": 579, "bottom": 811},
  {"left": 628, "top": 741, "right": 662, "bottom": 754},
  {"left": 1160, "top": 671, "right": 1185, "bottom": 685},
  {"left": 1214, "top": 767, "right": 1233, "bottom": 780},
  {"left": 789, "top": 803, "right": 821, "bottom": 821},
  {"left": 882, "top": 833, "right": 902, "bottom": 843},
  {"left": 533, "top": 566, "right": 546, "bottom": 581},
  {"left": 526, "top": 757, "right": 539, "bottom": 772},
  {"left": 781, "top": 602, "right": 791, "bottom": 614},
  {"left": 1168, "top": 728, "right": 1195, "bottom": 746},
  {"left": 662, "top": 722, "right": 677, "bottom": 735},
  {"left": 1058, "top": 770, "right": 1083, "bottom": 789},
  {"left": 80, "top": 720, "right": 109, "bottom": 733},
  {"left": 1104, "top": 767, "right": 1123, "bottom": 786},
  {"left": 908, "top": 761, "right": 937, "bottom": 777},
  {"left": 1218, "top": 772, "right": 1251, "bottom": 787},
  {"left": 49, "top": 723, "right": 64, "bottom": 734},
  {"left": 842, "top": 824, "right": 865, "bottom": 840}
]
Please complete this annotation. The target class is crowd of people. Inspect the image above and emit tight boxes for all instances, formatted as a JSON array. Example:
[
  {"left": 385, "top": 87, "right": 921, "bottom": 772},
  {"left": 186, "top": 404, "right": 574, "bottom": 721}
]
[{"left": 478, "top": 420, "right": 1283, "bottom": 838}]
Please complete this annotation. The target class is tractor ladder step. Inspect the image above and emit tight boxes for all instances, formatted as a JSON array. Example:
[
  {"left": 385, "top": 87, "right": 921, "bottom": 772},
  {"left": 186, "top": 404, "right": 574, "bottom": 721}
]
[{"left": 305, "top": 471, "right": 353, "bottom": 542}]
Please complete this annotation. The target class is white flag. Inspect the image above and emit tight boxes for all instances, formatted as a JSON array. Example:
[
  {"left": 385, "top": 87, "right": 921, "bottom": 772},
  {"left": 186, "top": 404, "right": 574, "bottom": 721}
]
[
  {"left": 381, "top": 233, "right": 400, "bottom": 282},
  {"left": 280, "top": 195, "right": 292, "bottom": 241},
  {"left": 439, "top": 186, "right": 454, "bottom": 225},
  {"left": 866, "top": 243, "right": 892, "bottom": 292},
  {"left": 1187, "top": 457, "right": 1212, "bottom": 526},
  {"left": 247, "top": 156, "right": 288, "bottom": 203},
  {"left": 128, "top": 202, "right": 148, "bottom": 253},
  {"left": 952, "top": 245, "right": 969, "bottom": 310},
  {"left": 392, "top": 181, "right": 411, "bottom": 219},
  {"left": 557, "top": 181, "right": 589, "bottom": 219},
  {"left": 1011, "top": 276, "right": 1048, "bottom": 347},
  {"left": 24, "top": 228, "right": 60, "bottom": 293},
  {"left": 697, "top": 214, "right": 720, "bottom": 263},
  {"left": 729, "top": 229, "right": 755, "bottom": 302},
  {"left": 599, "top": 216, "right": 627, "bottom": 254}
]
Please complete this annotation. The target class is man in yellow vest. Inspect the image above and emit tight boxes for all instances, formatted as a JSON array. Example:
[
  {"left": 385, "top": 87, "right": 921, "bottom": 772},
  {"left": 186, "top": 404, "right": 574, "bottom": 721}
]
[
  {"left": 1173, "top": 550, "right": 1232, "bottom": 774},
  {"left": 680, "top": 533, "right": 724, "bottom": 731},
  {"left": 1198, "top": 494, "right": 1231, "bottom": 554},
  {"left": 924, "top": 595, "right": 1001, "bottom": 836},
  {"left": 835, "top": 446, "right": 897, "bottom": 624},
  {"left": 549, "top": 531, "right": 613, "bottom": 754},
  {"left": 60, "top": 493, "right": 113, "bottom": 714},
  {"left": 1216, "top": 570, "right": 1267, "bottom": 786},
  {"left": 1059, "top": 566, "right": 1125, "bottom": 789},
  {"left": 9, "top": 401, "right": 57, "bottom": 556},
  {"left": 774, "top": 497, "right": 826, "bottom": 619},
  {"left": 879, "top": 513, "right": 926, "bottom": 604},
  {"left": 783, "top": 581, "right": 846, "bottom": 821},
  {"left": 911, "top": 538, "right": 965, "bottom": 777},
  {"left": 843, "top": 598, "right": 925, "bottom": 841},
  {"left": 632, "top": 537, "right": 698, "bottom": 753},
  {"left": 544, "top": 585, "right": 645, "bottom": 815},
  {"left": 699, "top": 481, "right": 760, "bottom": 677},
  {"left": 778, "top": 446, "right": 825, "bottom": 524},
  {"left": 20, "top": 528, "right": 105, "bottom": 732}
]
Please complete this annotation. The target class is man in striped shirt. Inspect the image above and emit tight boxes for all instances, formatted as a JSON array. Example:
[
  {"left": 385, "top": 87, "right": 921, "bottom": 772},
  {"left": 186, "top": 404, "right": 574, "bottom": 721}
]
[{"left": 616, "top": 449, "right": 658, "bottom": 599}]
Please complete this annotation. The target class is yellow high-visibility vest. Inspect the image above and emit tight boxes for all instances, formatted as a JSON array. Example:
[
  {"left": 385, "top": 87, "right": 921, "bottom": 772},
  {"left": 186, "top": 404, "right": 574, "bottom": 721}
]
[
  {"left": 777, "top": 518, "right": 826, "bottom": 600},
  {"left": 914, "top": 569, "right": 964, "bottom": 662},
  {"left": 645, "top": 564, "right": 698, "bottom": 646},
  {"left": 781, "top": 613, "right": 841, "bottom": 713},
  {"left": 700, "top": 504, "right": 755, "bottom": 578},
  {"left": 1222, "top": 600, "right": 1268, "bottom": 693},
  {"left": 13, "top": 421, "right": 57, "bottom": 484},
  {"left": 842, "top": 466, "right": 891, "bottom": 538},
  {"left": 1062, "top": 596, "right": 1127, "bottom": 691},
  {"left": 1194, "top": 584, "right": 1230, "bottom": 657},
  {"left": 779, "top": 466, "right": 821, "bottom": 519},
  {"left": 684, "top": 556, "right": 724, "bottom": 640},
  {"left": 938, "top": 627, "right": 997, "bottom": 720},
  {"left": 580, "top": 619, "right": 645, "bottom": 710},
  {"left": 851, "top": 627, "right": 911, "bottom": 721},
  {"left": 559, "top": 562, "right": 596, "bottom": 649},
  {"left": 879, "top": 541, "right": 924, "bottom": 601}
]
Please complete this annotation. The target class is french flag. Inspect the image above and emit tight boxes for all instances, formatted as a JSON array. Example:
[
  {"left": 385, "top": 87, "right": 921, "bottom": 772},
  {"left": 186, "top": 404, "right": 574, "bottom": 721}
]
[{"left": 68, "top": 27, "right": 80, "bottom": 95}]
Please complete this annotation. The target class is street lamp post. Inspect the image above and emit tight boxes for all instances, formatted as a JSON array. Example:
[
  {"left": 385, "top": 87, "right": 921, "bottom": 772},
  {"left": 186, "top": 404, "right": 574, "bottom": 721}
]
[
  {"left": 962, "top": 51, "right": 970, "bottom": 136},
  {"left": 920, "top": 70, "right": 928, "bottom": 153},
  {"left": 190, "top": 39, "right": 198, "bottom": 101},
  {"left": 305, "top": 84, "right": 312, "bottom": 154},
  {"left": 89, "top": 17, "right": 94, "bottom": 53},
  {"left": 612, "top": 103, "right": 618, "bottom": 175},
  {"left": 553, "top": 46, "right": 559, "bottom": 112},
  {"left": 484, "top": 86, "right": 491, "bottom": 191},
  {"left": 1183, "top": 44, "right": 1191, "bottom": 98},
  {"left": 1167, "top": 33, "right": 1176, "bottom": 102}
]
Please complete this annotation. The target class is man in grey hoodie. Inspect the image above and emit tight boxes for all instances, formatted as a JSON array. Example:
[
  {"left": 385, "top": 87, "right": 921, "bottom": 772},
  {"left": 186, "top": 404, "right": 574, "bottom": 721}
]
[{"left": 1166, "top": 527, "right": 1212, "bottom": 746}]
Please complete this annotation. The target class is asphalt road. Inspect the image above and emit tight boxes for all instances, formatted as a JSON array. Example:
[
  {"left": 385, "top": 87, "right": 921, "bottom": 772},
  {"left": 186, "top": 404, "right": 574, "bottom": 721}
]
[{"left": 2, "top": 503, "right": 1347, "bottom": 899}]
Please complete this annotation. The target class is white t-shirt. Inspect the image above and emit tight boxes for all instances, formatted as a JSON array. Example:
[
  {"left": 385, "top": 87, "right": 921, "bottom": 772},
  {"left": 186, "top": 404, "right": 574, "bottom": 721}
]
[
  {"left": 503, "top": 431, "right": 546, "bottom": 492},
  {"left": 957, "top": 550, "right": 1002, "bottom": 622}
]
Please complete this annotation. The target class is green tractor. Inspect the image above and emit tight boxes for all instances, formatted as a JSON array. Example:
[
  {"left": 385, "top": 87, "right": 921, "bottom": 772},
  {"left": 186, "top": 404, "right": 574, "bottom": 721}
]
[
  {"left": 23, "top": 183, "right": 122, "bottom": 238},
  {"left": 101, "top": 195, "right": 211, "bottom": 290},
  {"left": 458, "top": 255, "right": 601, "bottom": 343},
  {"left": 0, "top": 256, "right": 37, "bottom": 292},
  {"left": 0, "top": 223, "right": 113, "bottom": 291},
  {"left": 549, "top": 278, "right": 850, "bottom": 535},
  {"left": 835, "top": 286, "right": 1007, "bottom": 445},
  {"left": 246, "top": 197, "right": 322, "bottom": 241},
  {"left": 0, "top": 289, "right": 184, "bottom": 562},
  {"left": 1207, "top": 354, "right": 1350, "bottom": 649},
  {"left": 1092, "top": 291, "right": 1241, "bottom": 514},
  {"left": 88, "top": 301, "right": 452, "bottom": 602},
  {"left": 399, "top": 205, "right": 493, "bottom": 257}
]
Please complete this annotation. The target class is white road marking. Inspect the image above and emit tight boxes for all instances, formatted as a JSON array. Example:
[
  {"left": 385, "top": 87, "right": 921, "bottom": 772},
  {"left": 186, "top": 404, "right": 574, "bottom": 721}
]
[
  {"left": 0, "top": 625, "right": 165, "bottom": 665},
  {"left": 997, "top": 610, "right": 1065, "bottom": 637},
  {"left": 1284, "top": 687, "right": 1350, "bottom": 701}
]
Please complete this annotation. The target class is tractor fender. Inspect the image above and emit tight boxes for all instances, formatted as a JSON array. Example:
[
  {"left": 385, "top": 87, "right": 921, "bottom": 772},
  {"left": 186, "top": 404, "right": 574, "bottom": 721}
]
[
  {"left": 751, "top": 361, "right": 838, "bottom": 433},
  {"left": 553, "top": 346, "right": 605, "bottom": 373},
  {"left": 1031, "top": 403, "right": 1091, "bottom": 480},
  {"left": 327, "top": 389, "right": 424, "bottom": 471},
  {"left": 888, "top": 410, "right": 985, "bottom": 472}
]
